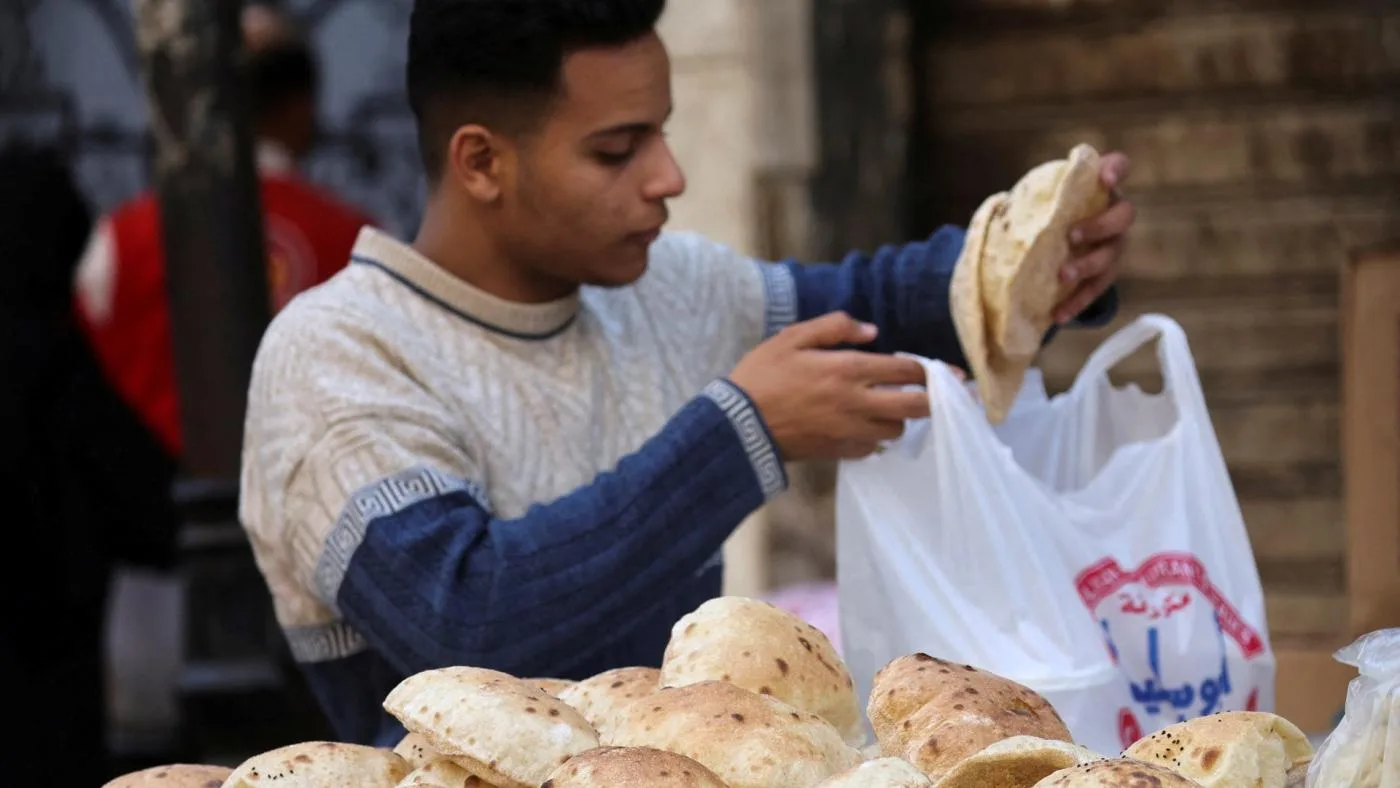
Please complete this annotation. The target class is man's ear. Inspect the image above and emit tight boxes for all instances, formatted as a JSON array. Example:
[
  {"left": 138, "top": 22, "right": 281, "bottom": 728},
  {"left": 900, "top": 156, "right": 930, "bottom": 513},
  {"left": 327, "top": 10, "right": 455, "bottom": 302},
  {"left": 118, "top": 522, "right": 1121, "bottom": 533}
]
[{"left": 446, "top": 124, "right": 502, "bottom": 202}]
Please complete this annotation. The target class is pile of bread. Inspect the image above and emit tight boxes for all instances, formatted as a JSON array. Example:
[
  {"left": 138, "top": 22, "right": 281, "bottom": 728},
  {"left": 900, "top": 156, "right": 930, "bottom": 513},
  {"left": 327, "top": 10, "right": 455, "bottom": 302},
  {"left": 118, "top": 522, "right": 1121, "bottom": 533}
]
[{"left": 105, "top": 596, "right": 1320, "bottom": 788}]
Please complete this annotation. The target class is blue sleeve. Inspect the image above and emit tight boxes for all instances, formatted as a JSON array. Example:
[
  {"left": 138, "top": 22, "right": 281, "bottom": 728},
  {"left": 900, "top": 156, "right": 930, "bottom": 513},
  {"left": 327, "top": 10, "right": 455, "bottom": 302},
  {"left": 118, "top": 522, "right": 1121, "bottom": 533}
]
[
  {"left": 781, "top": 225, "right": 1119, "bottom": 366},
  {"left": 326, "top": 380, "right": 786, "bottom": 679}
]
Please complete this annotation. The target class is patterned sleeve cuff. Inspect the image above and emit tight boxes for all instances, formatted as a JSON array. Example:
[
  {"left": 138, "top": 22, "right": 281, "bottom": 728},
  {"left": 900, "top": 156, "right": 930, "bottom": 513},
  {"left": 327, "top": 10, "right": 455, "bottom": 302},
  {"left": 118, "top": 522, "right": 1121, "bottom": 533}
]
[
  {"left": 701, "top": 378, "right": 788, "bottom": 500},
  {"left": 757, "top": 261, "right": 799, "bottom": 339}
]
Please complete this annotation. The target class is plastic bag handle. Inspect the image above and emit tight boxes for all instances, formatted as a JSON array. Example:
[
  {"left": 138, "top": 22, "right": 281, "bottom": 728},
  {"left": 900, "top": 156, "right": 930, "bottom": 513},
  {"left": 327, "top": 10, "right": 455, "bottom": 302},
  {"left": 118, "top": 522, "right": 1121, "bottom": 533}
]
[{"left": 1069, "top": 314, "right": 1209, "bottom": 420}]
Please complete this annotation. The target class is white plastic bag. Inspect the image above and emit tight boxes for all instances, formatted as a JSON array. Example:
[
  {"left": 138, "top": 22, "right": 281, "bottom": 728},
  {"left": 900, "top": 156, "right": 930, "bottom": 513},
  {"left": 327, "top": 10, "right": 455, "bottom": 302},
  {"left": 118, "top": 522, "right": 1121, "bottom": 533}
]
[
  {"left": 1308, "top": 629, "right": 1400, "bottom": 787},
  {"left": 837, "top": 314, "right": 1276, "bottom": 755}
]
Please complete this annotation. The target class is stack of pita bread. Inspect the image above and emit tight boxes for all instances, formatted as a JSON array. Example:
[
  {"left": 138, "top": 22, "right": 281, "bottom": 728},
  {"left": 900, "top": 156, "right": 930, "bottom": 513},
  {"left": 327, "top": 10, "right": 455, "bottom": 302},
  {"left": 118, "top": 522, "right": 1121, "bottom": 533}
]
[
  {"left": 101, "top": 147, "right": 1330, "bottom": 788},
  {"left": 102, "top": 593, "right": 1319, "bottom": 788},
  {"left": 950, "top": 143, "right": 1113, "bottom": 425}
]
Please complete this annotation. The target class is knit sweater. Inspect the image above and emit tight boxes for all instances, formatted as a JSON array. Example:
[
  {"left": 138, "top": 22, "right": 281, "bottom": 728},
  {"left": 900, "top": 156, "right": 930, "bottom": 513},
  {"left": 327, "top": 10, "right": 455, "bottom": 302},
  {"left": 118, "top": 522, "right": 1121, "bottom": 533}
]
[{"left": 238, "top": 225, "right": 1115, "bottom": 745}]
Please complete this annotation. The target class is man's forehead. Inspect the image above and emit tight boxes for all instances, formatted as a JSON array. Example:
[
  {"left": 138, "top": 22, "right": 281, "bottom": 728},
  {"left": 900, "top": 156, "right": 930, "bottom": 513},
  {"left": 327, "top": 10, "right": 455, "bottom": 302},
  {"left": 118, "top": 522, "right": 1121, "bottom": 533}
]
[{"left": 556, "top": 34, "right": 671, "bottom": 128}]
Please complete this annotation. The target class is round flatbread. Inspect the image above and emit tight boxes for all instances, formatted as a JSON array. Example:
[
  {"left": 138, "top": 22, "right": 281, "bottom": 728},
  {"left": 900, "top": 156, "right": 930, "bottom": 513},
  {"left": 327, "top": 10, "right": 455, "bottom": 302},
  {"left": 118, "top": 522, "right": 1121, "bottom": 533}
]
[
  {"left": 950, "top": 143, "right": 1111, "bottom": 424},
  {"left": 867, "top": 653, "right": 1072, "bottom": 781},
  {"left": 383, "top": 666, "right": 599, "bottom": 788},
  {"left": 609, "top": 680, "right": 862, "bottom": 788},
  {"left": 532, "top": 678, "right": 578, "bottom": 697},
  {"left": 540, "top": 746, "right": 729, "bottom": 787},
  {"left": 660, "top": 596, "right": 863, "bottom": 745},
  {"left": 102, "top": 764, "right": 233, "bottom": 788},
  {"left": 396, "top": 758, "right": 498, "bottom": 787},
  {"left": 393, "top": 731, "right": 441, "bottom": 770},
  {"left": 223, "top": 741, "right": 410, "bottom": 787},
  {"left": 1032, "top": 759, "right": 1202, "bottom": 787},
  {"left": 556, "top": 667, "right": 661, "bottom": 743},
  {"left": 937, "top": 735, "right": 1106, "bottom": 788},
  {"left": 1123, "top": 711, "right": 1313, "bottom": 788},
  {"left": 812, "top": 757, "right": 932, "bottom": 787}
]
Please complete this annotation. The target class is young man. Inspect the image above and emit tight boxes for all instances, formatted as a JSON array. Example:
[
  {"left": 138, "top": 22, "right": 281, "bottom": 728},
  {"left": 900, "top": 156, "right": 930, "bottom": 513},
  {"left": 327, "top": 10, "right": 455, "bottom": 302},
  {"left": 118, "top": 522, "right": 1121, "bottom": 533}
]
[
  {"left": 240, "top": 0, "right": 1136, "bottom": 745},
  {"left": 74, "top": 4, "right": 375, "bottom": 458}
]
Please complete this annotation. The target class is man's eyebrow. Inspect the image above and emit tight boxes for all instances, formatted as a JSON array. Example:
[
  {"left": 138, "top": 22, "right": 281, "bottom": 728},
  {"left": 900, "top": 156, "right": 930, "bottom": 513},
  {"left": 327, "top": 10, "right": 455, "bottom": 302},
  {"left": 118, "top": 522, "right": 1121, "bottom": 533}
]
[{"left": 587, "top": 106, "right": 674, "bottom": 139}]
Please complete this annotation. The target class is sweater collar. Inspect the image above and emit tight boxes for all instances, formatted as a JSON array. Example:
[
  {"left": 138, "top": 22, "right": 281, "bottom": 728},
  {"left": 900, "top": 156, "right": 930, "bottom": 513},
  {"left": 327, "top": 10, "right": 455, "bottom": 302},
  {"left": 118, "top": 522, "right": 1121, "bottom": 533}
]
[{"left": 349, "top": 227, "right": 579, "bottom": 340}]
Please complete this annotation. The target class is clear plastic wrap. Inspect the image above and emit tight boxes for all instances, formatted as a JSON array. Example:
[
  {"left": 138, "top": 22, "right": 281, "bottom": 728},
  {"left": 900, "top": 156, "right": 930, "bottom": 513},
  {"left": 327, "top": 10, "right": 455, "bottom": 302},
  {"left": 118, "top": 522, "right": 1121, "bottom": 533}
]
[{"left": 1308, "top": 629, "right": 1400, "bottom": 787}]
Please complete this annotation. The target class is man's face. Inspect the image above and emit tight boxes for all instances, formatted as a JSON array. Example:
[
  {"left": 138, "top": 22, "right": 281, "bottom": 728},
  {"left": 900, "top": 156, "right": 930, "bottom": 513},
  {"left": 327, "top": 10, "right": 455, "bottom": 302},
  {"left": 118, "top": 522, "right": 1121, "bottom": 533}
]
[{"left": 497, "top": 32, "right": 685, "bottom": 289}]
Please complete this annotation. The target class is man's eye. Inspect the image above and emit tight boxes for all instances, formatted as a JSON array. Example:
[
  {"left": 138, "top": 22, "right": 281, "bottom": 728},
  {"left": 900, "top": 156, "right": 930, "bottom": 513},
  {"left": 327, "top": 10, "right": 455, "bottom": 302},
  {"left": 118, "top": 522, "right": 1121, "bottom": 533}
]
[{"left": 595, "top": 148, "right": 636, "bottom": 165}]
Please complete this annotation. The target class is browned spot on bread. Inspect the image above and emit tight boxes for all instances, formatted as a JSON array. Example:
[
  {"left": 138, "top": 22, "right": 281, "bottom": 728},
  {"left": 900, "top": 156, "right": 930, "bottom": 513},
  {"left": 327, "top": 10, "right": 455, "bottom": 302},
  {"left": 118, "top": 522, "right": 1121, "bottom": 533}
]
[{"left": 775, "top": 658, "right": 790, "bottom": 675}]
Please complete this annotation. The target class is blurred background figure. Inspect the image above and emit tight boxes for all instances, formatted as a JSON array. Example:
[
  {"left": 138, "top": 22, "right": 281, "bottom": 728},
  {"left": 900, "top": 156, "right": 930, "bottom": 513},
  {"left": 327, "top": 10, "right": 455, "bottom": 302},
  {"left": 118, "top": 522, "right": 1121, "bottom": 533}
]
[
  {"left": 0, "top": 142, "right": 180, "bottom": 786},
  {"left": 72, "top": 1, "right": 376, "bottom": 462}
]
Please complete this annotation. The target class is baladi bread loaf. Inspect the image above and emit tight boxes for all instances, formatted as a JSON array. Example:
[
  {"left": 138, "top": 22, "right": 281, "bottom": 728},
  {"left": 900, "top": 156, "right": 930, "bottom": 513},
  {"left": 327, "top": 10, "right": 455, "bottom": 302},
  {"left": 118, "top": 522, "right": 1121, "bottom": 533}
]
[
  {"left": 609, "top": 680, "right": 862, "bottom": 788},
  {"left": 950, "top": 143, "right": 1111, "bottom": 424},
  {"left": 532, "top": 677, "right": 577, "bottom": 697},
  {"left": 936, "top": 735, "right": 1106, "bottom": 788},
  {"left": 539, "top": 746, "right": 730, "bottom": 787},
  {"left": 383, "top": 666, "right": 598, "bottom": 788},
  {"left": 1032, "top": 758, "right": 1204, "bottom": 787},
  {"left": 395, "top": 758, "right": 497, "bottom": 787},
  {"left": 101, "top": 764, "right": 233, "bottom": 788},
  {"left": 393, "top": 731, "right": 440, "bottom": 769},
  {"left": 660, "top": 596, "right": 864, "bottom": 745},
  {"left": 556, "top": 666, "right": 661, "bottom": 743},
  {"left": 868, "top": 653, "right": 1072, "bottom": 781},
  {"left": 812, "top": 757, "right": 933, "bottom": 787},
  {"left": 223, "top": 741, "right": 410, "bottom": 787},
  {"left": 1123, "top": 711, "right": 1313, "bottom": 788}
]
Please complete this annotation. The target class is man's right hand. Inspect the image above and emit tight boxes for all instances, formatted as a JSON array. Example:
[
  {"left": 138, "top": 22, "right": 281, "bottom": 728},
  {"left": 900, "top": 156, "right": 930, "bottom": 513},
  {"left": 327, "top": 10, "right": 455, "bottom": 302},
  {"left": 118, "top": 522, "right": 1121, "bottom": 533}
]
[{"left": 729, "top": 311, "right": 934, "bottom": 461}]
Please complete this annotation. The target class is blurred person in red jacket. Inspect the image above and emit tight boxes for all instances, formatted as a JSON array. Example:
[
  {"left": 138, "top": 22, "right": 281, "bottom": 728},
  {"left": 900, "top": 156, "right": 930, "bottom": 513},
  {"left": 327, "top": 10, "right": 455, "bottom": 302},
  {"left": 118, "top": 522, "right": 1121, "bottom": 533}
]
[{"left": 74, "top": 3, "right": 376, "bottom": 458}]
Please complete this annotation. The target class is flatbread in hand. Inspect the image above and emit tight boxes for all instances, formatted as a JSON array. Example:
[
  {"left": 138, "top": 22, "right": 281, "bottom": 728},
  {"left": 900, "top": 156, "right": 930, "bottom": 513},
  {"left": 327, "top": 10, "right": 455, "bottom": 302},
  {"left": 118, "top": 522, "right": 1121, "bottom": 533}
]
[{"left": 950, "top": 144, "right": 1111, "bottom": 424}]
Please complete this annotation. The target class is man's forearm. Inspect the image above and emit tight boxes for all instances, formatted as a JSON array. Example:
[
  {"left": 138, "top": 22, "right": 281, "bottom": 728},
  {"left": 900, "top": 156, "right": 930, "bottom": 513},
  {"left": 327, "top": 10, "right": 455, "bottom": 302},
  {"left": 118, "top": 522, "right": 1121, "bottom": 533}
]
[
  {"left": 782, "top": 226, "right": 1119, "bottom": 365},
  {"left": 329, "top": 380, "right": 786, "bottom": 679}
]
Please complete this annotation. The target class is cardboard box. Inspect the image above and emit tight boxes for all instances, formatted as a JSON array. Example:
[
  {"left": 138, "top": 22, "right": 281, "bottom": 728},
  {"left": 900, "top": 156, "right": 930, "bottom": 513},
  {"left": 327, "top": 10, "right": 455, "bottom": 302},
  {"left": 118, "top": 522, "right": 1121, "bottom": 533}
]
[
  {"left": 1275, "top": 644, "right": 1357, "bottom": 733},
  {"left": 1271, "top": 242, "right": 1400, "bottom": 734},
  {"left": 1342, "top": 242, "right": 1400, "bottom": 636}
]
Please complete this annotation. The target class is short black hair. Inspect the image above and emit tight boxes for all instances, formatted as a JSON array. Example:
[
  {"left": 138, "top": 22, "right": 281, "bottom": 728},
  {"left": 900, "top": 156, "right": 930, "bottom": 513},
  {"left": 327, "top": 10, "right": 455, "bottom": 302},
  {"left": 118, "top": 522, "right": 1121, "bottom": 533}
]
[
  {"left": 406, "top": 0, "right": 667, "bottom": 181},
  {"left": 244, "top": 39, "right": 319, "bottom": 121}
]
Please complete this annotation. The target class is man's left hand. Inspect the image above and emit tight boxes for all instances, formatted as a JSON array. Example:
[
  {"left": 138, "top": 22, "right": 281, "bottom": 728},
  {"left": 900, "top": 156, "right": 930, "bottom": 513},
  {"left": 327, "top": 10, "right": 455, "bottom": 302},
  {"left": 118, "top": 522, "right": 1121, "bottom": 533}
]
[{"left": 1054, "top": 152, "right": 1135, "bottom": 324}]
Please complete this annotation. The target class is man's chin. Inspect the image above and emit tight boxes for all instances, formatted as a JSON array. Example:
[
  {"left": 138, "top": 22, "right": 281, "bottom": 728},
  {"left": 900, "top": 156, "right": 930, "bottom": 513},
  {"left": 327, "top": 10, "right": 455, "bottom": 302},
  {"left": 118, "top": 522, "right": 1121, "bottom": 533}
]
[{"left": 583, "top": 252, "right": 650, "bottom": 288}]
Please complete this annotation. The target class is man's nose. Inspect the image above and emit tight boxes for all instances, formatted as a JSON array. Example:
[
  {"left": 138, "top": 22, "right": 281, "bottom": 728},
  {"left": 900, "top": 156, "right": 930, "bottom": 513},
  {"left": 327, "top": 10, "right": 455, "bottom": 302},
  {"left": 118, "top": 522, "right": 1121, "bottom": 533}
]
[{"left": 644, "top": 141, "right": 686, "bottom": 201}]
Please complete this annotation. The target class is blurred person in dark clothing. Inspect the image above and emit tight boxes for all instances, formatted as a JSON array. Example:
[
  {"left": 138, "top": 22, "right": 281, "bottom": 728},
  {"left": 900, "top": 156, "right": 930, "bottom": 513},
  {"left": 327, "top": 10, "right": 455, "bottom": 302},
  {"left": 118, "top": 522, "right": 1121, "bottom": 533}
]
[
  {"left": 74, "top": 2, "right": 377, "bottom": 459},
  {"left": 0, "top": 143, "right": 180, "bottom": 785}
]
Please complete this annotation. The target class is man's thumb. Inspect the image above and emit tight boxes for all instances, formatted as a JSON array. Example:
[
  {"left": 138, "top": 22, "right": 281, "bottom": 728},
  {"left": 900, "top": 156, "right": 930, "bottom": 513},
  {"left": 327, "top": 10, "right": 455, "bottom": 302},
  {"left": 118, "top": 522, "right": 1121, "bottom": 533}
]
[{"left": 786, "top": 311, "right": 878, "bottom": 349}]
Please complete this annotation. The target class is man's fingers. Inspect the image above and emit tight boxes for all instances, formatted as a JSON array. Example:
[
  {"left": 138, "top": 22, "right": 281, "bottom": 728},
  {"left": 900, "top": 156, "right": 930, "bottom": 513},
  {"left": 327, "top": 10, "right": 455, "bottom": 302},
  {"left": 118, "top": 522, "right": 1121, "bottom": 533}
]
[
  {"left": 838, "top": 352, "right": 927, "bottom": 387},
  {"left": 783, "top": 311, "right": 878, "bottom": 349},
  {"left": 1069, "top": 199, "right": 1136, "bottom": 249},
  {"left": 1099, "top": 152, "right": 1131, "bottom": 190},
  {"left": 1055, "top": 270, "right": 1115, "bottom": 325},
  {"left": 859, "top": 389, "right": 931, "bottom": 423},
  {"left": 1061, "top": 239, "right": 1120, "bottom": 285},
  {"left": 837, "top": 440, "right": 884, "bottom": 460}
]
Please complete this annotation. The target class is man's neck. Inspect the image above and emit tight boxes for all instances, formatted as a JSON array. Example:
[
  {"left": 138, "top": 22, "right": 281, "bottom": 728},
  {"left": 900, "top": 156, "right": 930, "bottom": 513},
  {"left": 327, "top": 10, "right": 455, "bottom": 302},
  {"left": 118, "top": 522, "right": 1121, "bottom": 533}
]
[{"left": 413, "top": 202, "right": 577, "bottom": 305}]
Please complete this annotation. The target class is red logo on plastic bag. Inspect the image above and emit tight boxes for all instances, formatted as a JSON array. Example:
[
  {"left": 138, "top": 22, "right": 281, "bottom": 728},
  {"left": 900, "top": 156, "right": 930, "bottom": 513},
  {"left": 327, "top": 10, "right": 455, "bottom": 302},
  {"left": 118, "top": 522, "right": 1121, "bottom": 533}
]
[
  {"left": 1075, "top": 553, "right": 1265, "bottom": 658},
  {"left": 1118, "top": 708, "right": 1143, "bottom": 750}
]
